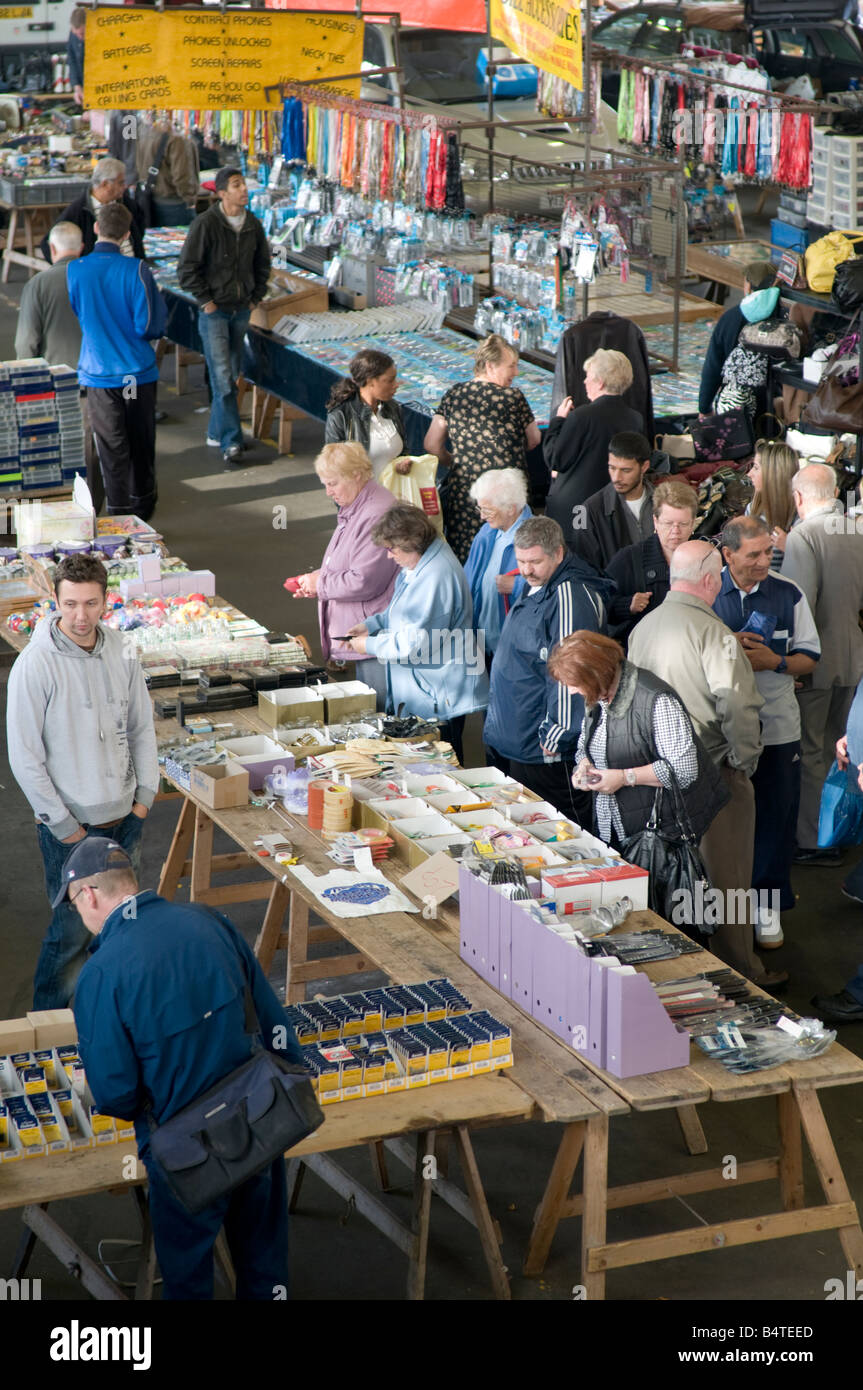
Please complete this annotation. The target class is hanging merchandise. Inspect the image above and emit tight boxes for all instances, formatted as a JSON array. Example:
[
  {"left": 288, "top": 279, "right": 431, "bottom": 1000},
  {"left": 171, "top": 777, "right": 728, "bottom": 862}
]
[{"left": 536, "top": 62, "right": 601, "bottom": 125}]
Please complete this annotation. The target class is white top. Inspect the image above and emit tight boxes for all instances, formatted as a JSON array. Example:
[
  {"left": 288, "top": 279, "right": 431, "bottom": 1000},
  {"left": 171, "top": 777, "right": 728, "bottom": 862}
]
[{"left": 367, "top": 410, "right": 403, "bottom": 480}]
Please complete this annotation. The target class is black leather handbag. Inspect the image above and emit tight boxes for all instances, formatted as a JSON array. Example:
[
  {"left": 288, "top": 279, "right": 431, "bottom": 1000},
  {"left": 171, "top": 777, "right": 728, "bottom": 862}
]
[
  {"left": 832, "top": 259, "right": 863, "bottom": 315},
  {"left": 148, "top": 1045, "right": 324, "bottom": 1213},
  {"left": 620, "top": 775, "right": 715, "bottom": 935}
]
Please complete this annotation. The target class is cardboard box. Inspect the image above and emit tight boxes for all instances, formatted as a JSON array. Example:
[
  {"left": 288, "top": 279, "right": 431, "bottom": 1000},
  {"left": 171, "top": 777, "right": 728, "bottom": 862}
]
[
  {"left": 16, "top": 473, "right": 94, "bottom": 545},
  {"left": 217, "top": 735, "right": 294, "bottom": 791},
  {"left": 308, "top": 680, "right": 377, "bottom": 720},
  {"left": 26, "top": 1009, "right": 76, "bottom": 1049},
  {"left": 258, "top": 688, "right": 325, "bottom": 728},
  {"left": 0, "top": 1018, "right": 36, "bottom": 1054},
  {"left": 250, "top": 271, "right": 328, "bottom": 329},
  {"left": 189, "top": 762, "right": 250, "bottom": 809}
]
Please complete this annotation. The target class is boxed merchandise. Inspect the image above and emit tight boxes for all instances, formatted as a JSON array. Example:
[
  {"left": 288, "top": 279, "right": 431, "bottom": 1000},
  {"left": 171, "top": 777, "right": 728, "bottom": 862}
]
[
  {"left": 258, "top": 687, "right": 326, "bottom": 727},
  {"left": 250, "top": 269, "right": 329, "bottom": 330},
  {"left": 0, "top": 1018, "right": 36, "bottom": 1055},
  {"left": 307, "top": 680, "right": 377, "bottom": 720},
  {"left": 26, "top": 1009, "right": 76, "bottom": 1049},
  {"left": 189, "top": 762, "right": 250, "bottom": 809},
  {"left": 216, "top": 735, "right": 295, "bottom": 791}
]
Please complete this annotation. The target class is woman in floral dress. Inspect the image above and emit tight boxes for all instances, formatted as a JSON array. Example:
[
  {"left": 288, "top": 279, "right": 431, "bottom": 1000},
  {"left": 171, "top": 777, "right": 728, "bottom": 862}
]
[{"left": 424, "top": 334, "right": 541, "bottom": 563}]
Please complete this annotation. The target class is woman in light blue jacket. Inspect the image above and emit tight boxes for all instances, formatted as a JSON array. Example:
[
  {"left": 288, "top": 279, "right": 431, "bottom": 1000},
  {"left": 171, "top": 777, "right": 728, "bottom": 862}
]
[{"left": 345, "top": 504, "right": 489, "bottom": 763}]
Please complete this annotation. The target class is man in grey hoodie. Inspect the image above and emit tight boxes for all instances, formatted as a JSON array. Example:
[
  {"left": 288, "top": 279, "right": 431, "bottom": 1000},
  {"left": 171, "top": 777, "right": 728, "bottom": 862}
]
[{"left": 6, "top": 553, "right": 158, "bottom": 1008}]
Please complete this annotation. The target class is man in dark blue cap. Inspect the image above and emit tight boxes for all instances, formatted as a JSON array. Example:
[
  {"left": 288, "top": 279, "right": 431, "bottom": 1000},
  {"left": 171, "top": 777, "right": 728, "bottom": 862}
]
[{"left": 64, "top": 837, "right": 305, "bottom": 1300}]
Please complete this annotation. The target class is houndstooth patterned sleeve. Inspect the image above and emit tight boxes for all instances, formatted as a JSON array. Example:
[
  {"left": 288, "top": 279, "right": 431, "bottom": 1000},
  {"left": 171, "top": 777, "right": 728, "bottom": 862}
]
[{"left": 651, "top": 695, "right": 699, "bottom": 789}]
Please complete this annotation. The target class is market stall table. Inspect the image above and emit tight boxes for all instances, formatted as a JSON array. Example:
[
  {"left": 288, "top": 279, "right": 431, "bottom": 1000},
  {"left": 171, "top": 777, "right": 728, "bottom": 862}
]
[
  {"left": 0, "top": 193, "right": 86, "bottom": 282},
  {"left": 1, "top": 1073, "right": 534, "bottom": 1301},
  {"left": 686, "top": 239, "right": 775, "bottom": 301},
  {"left": 155, "top": 776, "right": 863, "bottom": 1299}
]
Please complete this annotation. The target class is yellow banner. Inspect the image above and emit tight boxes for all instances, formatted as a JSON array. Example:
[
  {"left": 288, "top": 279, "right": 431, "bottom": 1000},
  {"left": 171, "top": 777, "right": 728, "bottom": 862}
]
[
  {"left": 84, "top": 7, "right": 364, "bottom": 111},
  {"left": 489, "top": 0, "right": 582, "bottom": 91}
]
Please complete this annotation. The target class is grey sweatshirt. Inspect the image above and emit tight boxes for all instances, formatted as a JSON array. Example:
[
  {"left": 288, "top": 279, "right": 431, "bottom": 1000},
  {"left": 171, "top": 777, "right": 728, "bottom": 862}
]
[{"left": 6, "top": 614, "right": 159, "bottom": 841}]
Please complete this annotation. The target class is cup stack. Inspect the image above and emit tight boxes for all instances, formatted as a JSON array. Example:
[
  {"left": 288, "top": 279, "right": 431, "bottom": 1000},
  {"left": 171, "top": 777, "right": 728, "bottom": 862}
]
[{"left": 322, "top": 784, "right": 353, "bottom": 837}]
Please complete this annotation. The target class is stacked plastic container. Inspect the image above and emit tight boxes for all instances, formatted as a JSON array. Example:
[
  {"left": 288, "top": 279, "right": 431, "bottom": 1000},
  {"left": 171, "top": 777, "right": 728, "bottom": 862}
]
[
  {"left": 50, "top": 365, "right": 86, "bottom": 483},
  {"left": 0, "top": 365, "right": 20, "bottom": 490},
  {"left": 14, "top": 359, "right": 61, "bottom": 490},
  {"left": 807, "top": 128, "right": 863, "bottom": 231}
]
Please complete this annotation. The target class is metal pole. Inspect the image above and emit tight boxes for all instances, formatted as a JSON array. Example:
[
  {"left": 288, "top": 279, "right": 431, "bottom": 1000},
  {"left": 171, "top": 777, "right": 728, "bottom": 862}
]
[
  {"left": 580, "top": 0, "right": 592, "bottom": 322},
  {"left": 673, "top": 143, "right": 684, "bottom": 374}
]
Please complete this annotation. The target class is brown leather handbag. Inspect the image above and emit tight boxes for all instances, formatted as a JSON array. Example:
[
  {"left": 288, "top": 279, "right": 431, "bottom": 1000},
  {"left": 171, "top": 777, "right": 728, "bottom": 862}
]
[{"left": 803, "top": 361, "right": 863, "bottom": 434}]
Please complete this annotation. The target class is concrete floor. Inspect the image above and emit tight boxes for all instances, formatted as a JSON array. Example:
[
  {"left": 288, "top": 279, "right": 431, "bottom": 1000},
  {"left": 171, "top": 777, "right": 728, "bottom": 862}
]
[{"left": 1, "top": 200, "right": 863, "bottom": 1304}]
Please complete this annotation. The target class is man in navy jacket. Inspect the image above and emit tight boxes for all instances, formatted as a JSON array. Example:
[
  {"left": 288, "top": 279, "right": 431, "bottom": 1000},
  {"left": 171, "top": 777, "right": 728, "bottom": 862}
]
[
  {"left": 68, "top": 837, "right": 304, "bottom": 1300},
  {"left": 68, "top": 201, "right": 166, "bottom": 519},
  {"left": 483, "top": 515, "right": 613, "bottom": 816}
]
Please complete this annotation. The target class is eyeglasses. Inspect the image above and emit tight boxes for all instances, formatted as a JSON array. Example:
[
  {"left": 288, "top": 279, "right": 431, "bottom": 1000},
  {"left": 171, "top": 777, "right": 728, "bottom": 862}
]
[{"left": 68, "top": 885, "right": 87, "bottom": 908}]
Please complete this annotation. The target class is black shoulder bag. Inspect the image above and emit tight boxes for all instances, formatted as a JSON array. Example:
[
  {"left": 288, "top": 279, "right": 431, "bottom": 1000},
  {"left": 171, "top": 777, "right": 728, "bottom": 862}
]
[
  {"left": 619, "top": 763, "right": 715, "bottom": 937},
  {"left": 134, "top": 130, "right": 171, "bottom": 230},
  {"left": 147, "top": 973, "right": 324, "bottom": 1214}
]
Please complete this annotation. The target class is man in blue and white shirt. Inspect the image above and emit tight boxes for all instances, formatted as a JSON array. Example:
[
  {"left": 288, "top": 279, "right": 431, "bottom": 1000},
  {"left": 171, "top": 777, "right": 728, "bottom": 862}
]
[{"left": 716, "top": 515, "right": 821, "bottom": 948}]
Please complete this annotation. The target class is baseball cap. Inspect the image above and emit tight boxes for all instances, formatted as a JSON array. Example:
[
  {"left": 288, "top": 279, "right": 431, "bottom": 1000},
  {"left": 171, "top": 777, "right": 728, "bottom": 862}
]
[{"left": 52, "top": 837, "right": 133, "bottom": 908}]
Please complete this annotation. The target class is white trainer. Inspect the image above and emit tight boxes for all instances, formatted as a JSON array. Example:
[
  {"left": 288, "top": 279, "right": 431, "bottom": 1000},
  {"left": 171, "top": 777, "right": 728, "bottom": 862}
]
[
  {"left": 755, "top": 906, "right": 784, "bottom": 950},
  {"left": 206, "top": 436, "right": 220, "bottom": 447}
]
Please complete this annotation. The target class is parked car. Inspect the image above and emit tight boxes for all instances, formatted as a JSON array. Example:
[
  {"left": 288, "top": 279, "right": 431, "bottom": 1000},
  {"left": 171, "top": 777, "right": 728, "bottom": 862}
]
[{"left": 593, "top": 0, "right": 863, "bottom": 95}]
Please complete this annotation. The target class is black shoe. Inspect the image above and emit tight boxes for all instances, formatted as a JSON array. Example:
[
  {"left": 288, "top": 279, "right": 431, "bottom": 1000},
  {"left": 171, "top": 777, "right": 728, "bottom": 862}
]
[
  {"left": 792, "top": 846, "right": 843, "bottom": 865},
  {"left": 841, "top": 886, "right": 863, "bottom": 906},
  {"left": 223, "top": 445, "right": 243, "bottom": 468},
  {"left": 810, "top": 989, "right": 863, "bottom": 1024}
]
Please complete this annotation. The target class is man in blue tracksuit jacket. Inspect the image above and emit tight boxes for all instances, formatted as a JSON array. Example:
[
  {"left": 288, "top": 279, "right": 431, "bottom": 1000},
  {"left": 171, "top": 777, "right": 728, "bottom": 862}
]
[
  {"left": 67, "top": 837, "right": 304, "bottom": 1301},
  {"left": 483, "top": 514, "right": 614, "bottom": 819},
  {"left": 67, "top": 200, "right": 166, "bottom": 520}
]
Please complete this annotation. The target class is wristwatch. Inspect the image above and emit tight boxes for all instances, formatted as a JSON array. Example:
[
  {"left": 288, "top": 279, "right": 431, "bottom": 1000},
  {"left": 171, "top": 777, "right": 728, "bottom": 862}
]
[
  {"left": 623, "top": 768, "right": 638, "bottom": 787},
  {"left": 776, "top": 657, "right": 788, "bottom": 673}
]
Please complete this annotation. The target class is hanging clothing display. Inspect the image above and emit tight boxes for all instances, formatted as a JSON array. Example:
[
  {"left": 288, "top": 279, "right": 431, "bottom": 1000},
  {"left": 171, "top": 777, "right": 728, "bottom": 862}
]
[
  {"left": 612, "top": 62, "right": 813, "bottom": 189},
  {"left": 536, "top": 62, "right": 602, "bottom": 126}
]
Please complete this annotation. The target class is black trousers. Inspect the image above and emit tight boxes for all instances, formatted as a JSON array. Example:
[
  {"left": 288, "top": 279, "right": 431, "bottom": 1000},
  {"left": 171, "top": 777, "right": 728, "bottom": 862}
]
[
  {"left": 87, "top": 380, "right": 157, "bottom": 520},
  {"left": 752, "top": 739, "right": 801, "bottom": 913},
  {"left": 487, "top": 747, "right": 592, "bottom": 825}
]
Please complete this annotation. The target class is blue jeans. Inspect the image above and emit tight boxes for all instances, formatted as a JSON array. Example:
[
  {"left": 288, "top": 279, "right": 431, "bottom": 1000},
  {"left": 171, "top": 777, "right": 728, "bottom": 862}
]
[
  {"left": 197, "top": 307, "right": 250, "bottom": 451},
  {"left": 144, "top": 1154, "right": 289, "bottom": 1300},
  {"left": 152, "top": 199, "right": 194, "bottom": 227},
  {"left": 34, "top": 811, "right": 145, "bottom": 1010}
]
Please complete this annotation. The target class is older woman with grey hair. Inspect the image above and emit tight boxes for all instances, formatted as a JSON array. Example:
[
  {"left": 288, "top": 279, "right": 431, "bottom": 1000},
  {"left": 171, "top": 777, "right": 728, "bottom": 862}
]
[
  {"left": 463, "top": 467, "right": 532, "bottom": 662},
  {"left": 41, "top": 155, "right": 146, "bottom": 263},
  {"left": 543, "top": 347, "right": 644, "bottom": 545}
]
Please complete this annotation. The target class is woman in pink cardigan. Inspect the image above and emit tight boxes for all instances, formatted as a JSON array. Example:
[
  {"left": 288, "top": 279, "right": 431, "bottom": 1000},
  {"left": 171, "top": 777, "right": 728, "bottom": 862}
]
[{"left": 291, "top": 442, "right": 398, "bottom": 703}]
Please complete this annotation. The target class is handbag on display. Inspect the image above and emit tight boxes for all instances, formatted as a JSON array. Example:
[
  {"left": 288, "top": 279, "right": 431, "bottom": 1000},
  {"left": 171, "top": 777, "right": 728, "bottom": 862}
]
[
  {"left": 804, "top": 231, "right": 863, "bottom": 294},
  {"left": 832, "top": 258, "right": 863, "bottom": 315},
  {"left": 802, "top": 347, "right": 863, "bottom": 433},
  {"left": 689, "top": 410, "right": 755, "bottom": 462},
  {"left": 620, "top": 773, "right": 716, "bottom": 934},
  {"left": 147, "top": 973, "right": 324, "bottom": 1214},
  {"left": 738, "top": 319, "right": 803, "bottom": 360}
]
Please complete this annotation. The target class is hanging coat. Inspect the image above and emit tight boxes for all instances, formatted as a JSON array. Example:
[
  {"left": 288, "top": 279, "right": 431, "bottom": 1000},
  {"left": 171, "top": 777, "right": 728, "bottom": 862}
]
[{"left": 550, "top": 311, "right": 656, "bottom": 441}]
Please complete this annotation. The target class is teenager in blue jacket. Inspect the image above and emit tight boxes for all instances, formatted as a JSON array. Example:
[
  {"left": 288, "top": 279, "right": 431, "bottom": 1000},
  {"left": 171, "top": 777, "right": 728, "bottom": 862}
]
[
  {"left": 68, "top": 837, "right": 303, "bottom": 1300},
  {"left": 483, "top": 514, "right": 613, "bottom": 814},
  {"left": 67, "top": 201, "right": 166, "bottom": 519}
]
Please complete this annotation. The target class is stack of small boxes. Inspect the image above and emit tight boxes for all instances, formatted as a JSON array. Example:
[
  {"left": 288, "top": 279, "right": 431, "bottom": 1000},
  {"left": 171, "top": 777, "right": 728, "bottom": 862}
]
[
  {"left": 0, "top": 364, "right": 19, "bottom": 490},
  {"left": 807, "top": 128, "right": 863, "bottom": 231},
  {"left": 119, "top": 550, "right": 216, "bottom": 599},
  {"left": 13, "top": 358, "right": 62, "bottom": 491},
  {"left": 0, "top": 1011, "right": 134, "bottom": 1161},
  {"left": 50, "top": 364, "right": 86, "bottom": 484},
  {"left": 288, "top": 980, "right": 513, "bottom": 1104}
]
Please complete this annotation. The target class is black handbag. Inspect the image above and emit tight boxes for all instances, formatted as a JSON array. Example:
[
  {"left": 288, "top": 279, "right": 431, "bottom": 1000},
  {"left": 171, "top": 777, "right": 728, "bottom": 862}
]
[
  {"left": 147, "top": 979, "right": 324, "bottom": 1214},
  {"left": 620, "top": 772, "right": 715, "bottom": 935},
  {"left": 832, "top": 258, "right": 863, "bottom": 315},
  {"left": 134, "top": 130, "right": 171, "bottom": 230},
  {"left": 689, "top": 410, "right": 755, "bottom": 462}
]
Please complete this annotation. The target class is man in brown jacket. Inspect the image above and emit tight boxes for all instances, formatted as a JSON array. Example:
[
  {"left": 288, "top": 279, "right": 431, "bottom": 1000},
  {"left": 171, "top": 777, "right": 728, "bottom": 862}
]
[
  {"left": 782, "top": 463, "right": 863, "bottom": 863},
  {"left": 136, "top": 118, "right": 200, "bottom": 228}
]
